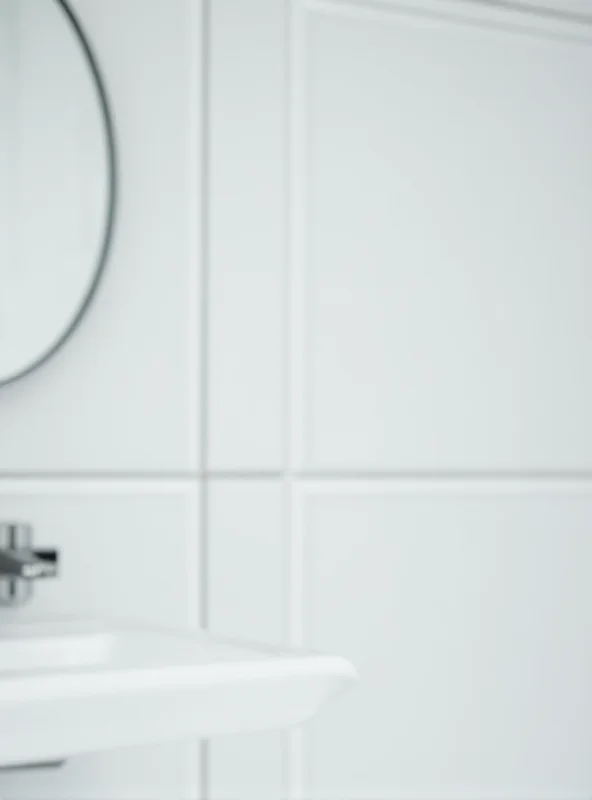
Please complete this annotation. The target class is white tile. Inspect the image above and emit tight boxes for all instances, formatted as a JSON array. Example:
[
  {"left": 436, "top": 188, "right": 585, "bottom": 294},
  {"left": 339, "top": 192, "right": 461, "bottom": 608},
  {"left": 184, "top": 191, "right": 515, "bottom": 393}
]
[
  {"left": 208, "top": 480, "right": 285, "bottom": 800},
  {"left": 208, "top": 0, "right": 286, "bottom": 470},
  {"left": 0, "top": 480, "right": 200, "bottom": 800},
  {"left": 297, "top": 482, "right": 592, "bottom": 799},
  {"left": 299, "top": 4, "right": 592, "bottom": 471},
  {"left": 210, "top": 733, "right": 284, "bottom": 800},
  {"left": 0, "top": 0, "right": 200, "bottom": 473}
]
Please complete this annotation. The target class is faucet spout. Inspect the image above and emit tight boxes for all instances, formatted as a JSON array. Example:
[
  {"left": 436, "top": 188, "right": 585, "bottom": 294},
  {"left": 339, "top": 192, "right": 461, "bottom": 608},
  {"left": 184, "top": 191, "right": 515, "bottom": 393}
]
[{"left": 0, "top": 548, "right": 58, "bottom": 580}]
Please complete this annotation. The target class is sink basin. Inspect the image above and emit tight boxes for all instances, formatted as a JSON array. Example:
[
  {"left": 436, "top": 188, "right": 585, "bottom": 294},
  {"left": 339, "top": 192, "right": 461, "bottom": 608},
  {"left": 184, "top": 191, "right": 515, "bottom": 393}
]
[
  {"left": 0, "top": 618, "right": 357, "bottom": 767},
  {"left": 0, "top": 619, "right": 112, "bottom": 673}
]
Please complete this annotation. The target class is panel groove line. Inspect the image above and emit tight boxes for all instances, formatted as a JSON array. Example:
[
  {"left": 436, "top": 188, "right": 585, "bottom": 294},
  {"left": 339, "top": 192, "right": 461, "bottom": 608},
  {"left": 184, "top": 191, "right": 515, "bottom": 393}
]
[
  {"left": 308, "top": 0, "right": 592, "bottom": 41},
  {"left": 200, "top": 0, "right": 212, "bottom": 797},
  {"left": 199, "top": 0, "right": 211, "bottom": 638},
  {"left": 7, "top": 470, "right": 592, "bottom": 482},
  {"left": 0, "top": 478, "right": 199, "bottom": 496},
  {"left": 296, "top": 470, "right": 592, "bottom": 481},
  {"left": 287, "top": 0, "right": 308, "bottom": 477},
  {"left": 285, "top": 1, "right": 308, "bottom": 798}
]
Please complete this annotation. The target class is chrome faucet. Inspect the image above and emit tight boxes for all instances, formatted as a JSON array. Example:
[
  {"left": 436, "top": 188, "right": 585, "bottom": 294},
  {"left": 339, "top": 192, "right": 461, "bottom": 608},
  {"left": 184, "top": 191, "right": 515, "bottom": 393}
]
[{"left": 0, "top": 522, "right": 59, "bottom": 606}]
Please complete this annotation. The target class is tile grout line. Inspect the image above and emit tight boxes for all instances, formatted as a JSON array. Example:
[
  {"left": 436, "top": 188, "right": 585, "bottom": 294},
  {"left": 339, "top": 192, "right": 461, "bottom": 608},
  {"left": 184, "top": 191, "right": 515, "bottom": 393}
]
[
  {"left": 2, "top": 470, "right": 592, "bottom": 482},
  {"left": 199, "top": 0, "right": 211, "bottom": 657},
  {"left": 281, "top": 0, "right": 294, "bottom": 791},
  {"left": 198, "top": 0, "right": 211, "bottom": 797},
  {"left": 284, "top": 0, "right": 307, "bottom": 797}
]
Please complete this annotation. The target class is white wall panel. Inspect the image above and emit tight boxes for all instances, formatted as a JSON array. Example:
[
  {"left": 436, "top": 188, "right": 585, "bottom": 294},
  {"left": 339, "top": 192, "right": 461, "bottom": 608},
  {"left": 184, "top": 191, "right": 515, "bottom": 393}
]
[
  {"left": 297, "top": 482, "right": 592, "bottom": 800},
  {"left": 208, "top": 480, "right": 285, "bottom": 800},
  {"left": 298, "top": 1, "right": 592, "bottom": 472},
  {"left": 208, "top": 0, "right": 286, "bottom": 471}
]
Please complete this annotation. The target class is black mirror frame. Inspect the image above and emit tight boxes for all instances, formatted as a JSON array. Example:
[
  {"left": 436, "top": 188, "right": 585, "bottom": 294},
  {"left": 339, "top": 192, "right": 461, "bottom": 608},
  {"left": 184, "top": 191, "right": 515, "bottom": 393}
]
[{"left": 0, "top": 0, "right": 117, "bottom": 389}]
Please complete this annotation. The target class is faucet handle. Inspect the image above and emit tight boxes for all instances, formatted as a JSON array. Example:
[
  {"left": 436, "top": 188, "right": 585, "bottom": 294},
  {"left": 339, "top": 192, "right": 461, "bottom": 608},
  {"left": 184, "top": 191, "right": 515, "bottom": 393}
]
[
  {"left": 0, "top": 522, "right": 59, "bottom": 607},
  {"left": 0, "top": 521, "right": 33, "bottom": 550}
]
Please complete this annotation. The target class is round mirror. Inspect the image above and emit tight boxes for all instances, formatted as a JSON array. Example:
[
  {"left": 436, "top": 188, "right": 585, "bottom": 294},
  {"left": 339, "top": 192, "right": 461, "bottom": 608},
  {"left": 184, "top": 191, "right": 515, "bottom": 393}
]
[{"left": 0, "top": 0, "right": 116, "bottom": 387}]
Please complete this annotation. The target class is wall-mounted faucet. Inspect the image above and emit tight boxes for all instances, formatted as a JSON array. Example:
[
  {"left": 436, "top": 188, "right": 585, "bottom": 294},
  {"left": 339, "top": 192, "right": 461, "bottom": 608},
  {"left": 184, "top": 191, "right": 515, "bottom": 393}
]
[{"left": 0, "top": 523, "right": 59, "bottom": 607}]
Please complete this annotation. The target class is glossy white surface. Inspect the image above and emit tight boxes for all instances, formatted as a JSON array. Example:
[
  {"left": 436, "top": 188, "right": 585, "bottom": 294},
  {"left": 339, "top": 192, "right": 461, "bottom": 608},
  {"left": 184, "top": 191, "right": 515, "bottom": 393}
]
[
  {"left": 0, "top": 617, "right": 356, "bottom": 768},
  {"left": 300, "top": 0, "right": 592, "bottom": 472},
  {"left": 208, "top": 0, "right": 285, "bottom": 471},
  {"left": 0, "top": 620, "right": 111, "bottom": 673},
  {"left": 209, "top": 481, "right": 285, "bottom": 800},
  {"left": 300, "top": 483, "right": 592, "bottom": 799}
]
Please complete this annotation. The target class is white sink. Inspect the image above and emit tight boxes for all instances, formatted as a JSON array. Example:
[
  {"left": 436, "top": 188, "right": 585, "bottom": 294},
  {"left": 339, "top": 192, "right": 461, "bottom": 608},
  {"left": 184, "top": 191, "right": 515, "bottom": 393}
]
[{"left": 0, "top": 617, "right": 357, "bottom": 767}]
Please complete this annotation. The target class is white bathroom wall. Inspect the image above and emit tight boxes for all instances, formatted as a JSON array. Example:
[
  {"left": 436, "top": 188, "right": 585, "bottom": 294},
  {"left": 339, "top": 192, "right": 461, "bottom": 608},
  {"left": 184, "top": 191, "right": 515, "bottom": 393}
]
[
  {"left": 206, "top": 3, "right": 288, "bottom": 797},
  {"left": 4, "top": 1, "right": 592, "bottom": 799},
  {"left": 0, "top": 1, "right": 203, "bottom": 799},
  {"left": 207, "top": 0, "right": 286, "bottom": 470},
  {"left": 209, "top": 481, "right": 285, "bottom": 800},
  {"left": 208, "top": 2, "right": 592, "bottom": 800},
  {"left": 300, "top": 0, "right": 592, "bottom": 473}
]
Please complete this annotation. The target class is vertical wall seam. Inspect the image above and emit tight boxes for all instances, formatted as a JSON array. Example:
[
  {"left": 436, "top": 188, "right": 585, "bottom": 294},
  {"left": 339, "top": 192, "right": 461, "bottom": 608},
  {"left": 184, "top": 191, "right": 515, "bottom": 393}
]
[
  {"left": 281, "top": 0, "right": 294, "bottom": 791},
  {"left": 199, "top": 0, "right": 211, "bottom": 797},
  {"left": 199, "top": 0, "right": 210, "bottom": 635},
  {"left": 284, "top": 1, "right": 307, "bottom": 798}
]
